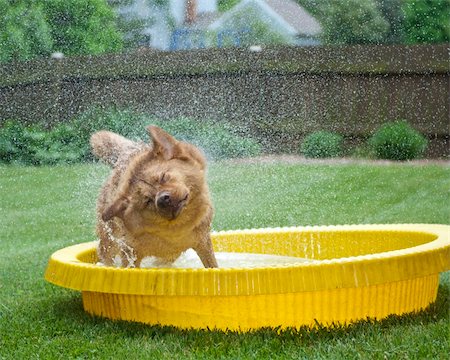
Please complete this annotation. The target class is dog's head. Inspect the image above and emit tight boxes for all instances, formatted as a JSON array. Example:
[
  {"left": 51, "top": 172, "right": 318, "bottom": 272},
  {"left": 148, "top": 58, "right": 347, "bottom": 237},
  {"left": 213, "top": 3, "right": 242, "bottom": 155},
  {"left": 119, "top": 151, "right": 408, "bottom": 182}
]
[{"left": 102, "top": 126, "right": 210, "bottom": 228}]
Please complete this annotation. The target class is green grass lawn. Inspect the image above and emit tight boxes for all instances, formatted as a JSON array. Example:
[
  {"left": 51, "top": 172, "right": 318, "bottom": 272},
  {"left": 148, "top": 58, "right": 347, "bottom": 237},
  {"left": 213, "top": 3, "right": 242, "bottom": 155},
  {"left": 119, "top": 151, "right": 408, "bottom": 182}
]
[{"left": 1, "top": 161, "right": 449, "bottom": 359}]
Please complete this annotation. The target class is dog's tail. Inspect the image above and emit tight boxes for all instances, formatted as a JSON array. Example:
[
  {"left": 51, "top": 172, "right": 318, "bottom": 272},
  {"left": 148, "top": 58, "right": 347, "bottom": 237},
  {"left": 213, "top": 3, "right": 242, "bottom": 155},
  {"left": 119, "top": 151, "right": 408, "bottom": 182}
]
[{"left": 90, "top": 131, "right": 141, "bottom": 167}]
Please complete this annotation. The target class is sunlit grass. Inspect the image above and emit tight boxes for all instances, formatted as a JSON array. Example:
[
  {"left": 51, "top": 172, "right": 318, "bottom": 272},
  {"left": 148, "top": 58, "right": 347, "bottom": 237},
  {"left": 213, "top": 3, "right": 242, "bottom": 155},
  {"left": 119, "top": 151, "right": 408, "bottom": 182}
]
[
  {"left": 0, "top": 162, "right": 449, "bottom": 359},
  {"left": 210, "top": 162, "right": 450, "bottom": 229}
]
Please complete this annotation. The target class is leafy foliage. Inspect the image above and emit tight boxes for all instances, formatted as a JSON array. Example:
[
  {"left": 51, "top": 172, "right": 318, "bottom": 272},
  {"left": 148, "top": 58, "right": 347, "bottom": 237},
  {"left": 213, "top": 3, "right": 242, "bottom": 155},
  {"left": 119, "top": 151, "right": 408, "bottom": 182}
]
[
  {"left": 320, "top": 0, "right": 390, "bottom": 44},
  {"left": 0, "top": 0, "right": 123, "bottom": 63},
  {"left": 0, "top": 109, "right": 262, "bottom": 165},
  {"left": 0, "top": 120, "right": 35, "bottom": 164},
  {"left": 150, "top": 117, "right": 262, "bottom": 160},
  {"left": 300, "top": 131, "right": 344, "bottom": 158},
  {"left": 369, "top": 120, "right": 428, "bottom": 160},
  {"left": 298, "top": 0, "right": 407, "bottom": 44},
  {"left": 40, "top": 0, "right": 123, "bottom": 56},
  {"left": 218, "top": 0, "right": 241, "bottom": 12},
  {"left": 69, "top": 108, "right": 262, "bottom": 160},
  {"left": 213, "top": 5, "right": 292, "bottom": 47},
  {"left": 374, "top": 0, "right": 405, "bottom": 43},
  {"left": 0, "top": 121, "right": 86, "bottom": 165},
  {"left": 402, "top": 0, "right": 450, "bottom": 44},
  {"left": 0, "top": 0, "right": 53, "bottom": 63},
  {"left": 301, "top": 0, "right": 450, "bottom": 45}
]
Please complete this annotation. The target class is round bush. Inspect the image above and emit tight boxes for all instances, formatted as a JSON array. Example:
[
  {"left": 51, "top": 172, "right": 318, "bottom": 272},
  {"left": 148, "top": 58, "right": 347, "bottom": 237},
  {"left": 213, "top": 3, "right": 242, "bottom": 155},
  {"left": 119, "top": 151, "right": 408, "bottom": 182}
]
[
  {"left": 300, "top": 131, "right": 344, "bottom": 158},
  {"left": 369, "top": 120, "right": 428, "bottom": 161}
]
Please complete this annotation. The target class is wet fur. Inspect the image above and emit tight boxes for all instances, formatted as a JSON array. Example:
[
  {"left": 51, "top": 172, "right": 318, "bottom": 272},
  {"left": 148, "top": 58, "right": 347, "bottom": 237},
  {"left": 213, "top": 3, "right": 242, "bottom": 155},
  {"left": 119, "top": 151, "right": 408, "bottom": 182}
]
[{"left": 90, "top": 126, "right": 218, "bottom": 268}]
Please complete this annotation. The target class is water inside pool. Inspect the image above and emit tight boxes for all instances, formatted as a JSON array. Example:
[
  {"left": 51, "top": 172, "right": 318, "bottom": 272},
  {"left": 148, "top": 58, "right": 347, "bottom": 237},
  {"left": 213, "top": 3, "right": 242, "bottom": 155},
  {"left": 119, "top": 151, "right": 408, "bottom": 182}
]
[{"left": 140, "top": 249, "right": 310, "bottom": 268}]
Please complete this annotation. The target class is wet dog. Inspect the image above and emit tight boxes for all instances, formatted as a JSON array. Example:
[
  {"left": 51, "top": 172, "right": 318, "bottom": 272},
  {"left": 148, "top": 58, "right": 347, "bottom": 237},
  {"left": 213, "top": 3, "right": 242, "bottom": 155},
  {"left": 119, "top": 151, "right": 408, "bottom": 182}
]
[{"left": 90, "top": 125, "right": 218, "bottom": 268}]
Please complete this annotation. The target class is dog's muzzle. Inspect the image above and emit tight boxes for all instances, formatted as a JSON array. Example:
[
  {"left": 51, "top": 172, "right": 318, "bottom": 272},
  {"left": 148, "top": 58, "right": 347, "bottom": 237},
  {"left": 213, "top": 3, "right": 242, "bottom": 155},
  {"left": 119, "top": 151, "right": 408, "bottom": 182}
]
[{"left": 156, "top": 191, "right": 189, "bottom": 220}]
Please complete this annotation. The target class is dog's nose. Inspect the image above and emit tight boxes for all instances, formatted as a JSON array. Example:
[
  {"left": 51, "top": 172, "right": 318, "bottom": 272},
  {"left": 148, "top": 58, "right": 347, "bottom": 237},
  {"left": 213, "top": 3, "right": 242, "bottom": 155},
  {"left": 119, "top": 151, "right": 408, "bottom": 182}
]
[
  {"left": 156, "top": 191, "right": 189, "bottom": 219},
  {"left": 156, "top": 192, "right": 172, "bottom": 208}
]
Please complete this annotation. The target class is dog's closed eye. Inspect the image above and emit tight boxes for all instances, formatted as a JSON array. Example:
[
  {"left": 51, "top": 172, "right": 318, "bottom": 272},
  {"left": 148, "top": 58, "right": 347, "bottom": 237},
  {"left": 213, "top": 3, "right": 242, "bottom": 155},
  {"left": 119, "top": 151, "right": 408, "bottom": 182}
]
[
  {"left": 159, "top": 172, "right": 169, "bottom": 184},
  {"left": 135, "top": 177, "right": 154, "bottom": 188}
]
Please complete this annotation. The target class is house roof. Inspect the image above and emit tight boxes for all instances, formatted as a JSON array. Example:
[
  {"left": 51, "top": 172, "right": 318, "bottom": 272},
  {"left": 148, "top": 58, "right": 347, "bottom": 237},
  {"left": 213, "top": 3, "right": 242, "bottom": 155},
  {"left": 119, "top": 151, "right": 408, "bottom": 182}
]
[{"left": 209, "top": 0, "right": 321, "bottom": 37}]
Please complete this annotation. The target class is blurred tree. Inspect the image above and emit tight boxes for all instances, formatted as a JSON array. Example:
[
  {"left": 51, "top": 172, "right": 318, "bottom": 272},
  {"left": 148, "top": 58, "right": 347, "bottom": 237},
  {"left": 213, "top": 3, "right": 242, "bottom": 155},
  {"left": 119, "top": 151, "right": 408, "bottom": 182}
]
[
  {"left": 0, "top": 0, "right": 124, "bottom": 62},
  {"left": 402, "top": 0, "right": 450, "bottom": 44},
  {"left": 212, "top": 6, "right": 291, "bottom": 47},
  {"left": 295, "top": 0, "right": 329, "bottom": 18},
  {"left": 374, "top": 0, "right": 405, "bottom": 43},
  {"left": 40, "top": 0, "right": 123, "bottom": 56},
  {"left": 0, "top": 0, "right": 53, "bottom": 62},
  {"left": 320, "top": 0, "right": 390, "bottom": 44},
  {"left": 297, "top": 0, "right": 397, "bottom": 42}
]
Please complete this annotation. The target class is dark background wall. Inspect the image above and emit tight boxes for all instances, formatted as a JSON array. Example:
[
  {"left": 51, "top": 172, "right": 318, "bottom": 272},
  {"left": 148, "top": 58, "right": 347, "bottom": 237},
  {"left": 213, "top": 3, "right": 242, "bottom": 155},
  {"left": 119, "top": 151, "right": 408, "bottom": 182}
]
[{"left": 1, "top": 44, "right": 448, "bottom": 156}]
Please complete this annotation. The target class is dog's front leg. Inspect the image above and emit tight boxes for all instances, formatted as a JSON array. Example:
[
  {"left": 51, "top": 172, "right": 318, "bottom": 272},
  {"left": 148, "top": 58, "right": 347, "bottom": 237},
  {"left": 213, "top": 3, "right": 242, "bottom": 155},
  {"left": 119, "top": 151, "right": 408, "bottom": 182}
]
[{"left": 194, "top": 233, "right": 218, "bottom": 268}]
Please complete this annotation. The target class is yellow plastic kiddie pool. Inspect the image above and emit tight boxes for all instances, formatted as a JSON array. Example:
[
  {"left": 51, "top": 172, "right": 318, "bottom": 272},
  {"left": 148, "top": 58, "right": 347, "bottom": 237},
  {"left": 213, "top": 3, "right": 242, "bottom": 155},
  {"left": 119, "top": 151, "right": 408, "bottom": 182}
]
[{"left": 45, "top": 224, "right": 450, "bottom": 331}]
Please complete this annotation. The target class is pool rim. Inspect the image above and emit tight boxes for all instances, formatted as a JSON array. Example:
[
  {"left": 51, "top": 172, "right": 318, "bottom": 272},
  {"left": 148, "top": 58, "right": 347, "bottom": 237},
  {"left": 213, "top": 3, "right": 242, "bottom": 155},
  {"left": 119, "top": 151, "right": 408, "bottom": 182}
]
[{"left": 45, "top": 224, "right": 450, "bottom": 297}]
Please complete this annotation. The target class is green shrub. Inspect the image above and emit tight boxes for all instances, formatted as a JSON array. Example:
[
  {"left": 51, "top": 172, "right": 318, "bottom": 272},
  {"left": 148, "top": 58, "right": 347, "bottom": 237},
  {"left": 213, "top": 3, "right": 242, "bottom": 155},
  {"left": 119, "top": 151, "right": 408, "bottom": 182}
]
[
  {"left": 150, "top": 117, "right": 262, "bottom": 160},
  {"left": 0, "top": 108, "right": 262, "bottom": 165},
  {"left": 368, "top": 120, "right": 428, "bottom": 161},
  {"left": 300, "top": 131, "right": 344, "bottom": 158},
  {"left": 70, "top": 109, "right": 262, "bottom": 160},
  {"left": 0, "top": 120, "right": 35, "bottom": 164},
  {"left": 27, "top": 124, "right": 88, "bottom": 165},
  {"left": 0, "top": 121, "right": 87, "bottom": 165},
  {"left": 71, "top": 108, "right": 262, "bottom": 160},
  {"left": 68, "top": 107, "right": 166, "bottom": 162}
]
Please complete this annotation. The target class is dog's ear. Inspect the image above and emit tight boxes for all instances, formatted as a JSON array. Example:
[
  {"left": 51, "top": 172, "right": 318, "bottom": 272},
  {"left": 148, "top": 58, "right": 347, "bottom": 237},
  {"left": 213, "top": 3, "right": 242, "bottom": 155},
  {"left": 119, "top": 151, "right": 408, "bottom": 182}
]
[
  {"left": 147, "top": 126, "right": 179, "bottom": 160},
  {"left": 102, "top": 196, "right": 129, "bottom": 222}
]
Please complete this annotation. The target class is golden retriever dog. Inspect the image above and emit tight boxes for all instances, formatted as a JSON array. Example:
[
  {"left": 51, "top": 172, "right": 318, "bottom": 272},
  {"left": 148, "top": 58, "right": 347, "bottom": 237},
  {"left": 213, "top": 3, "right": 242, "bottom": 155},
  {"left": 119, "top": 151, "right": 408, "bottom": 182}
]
[{"left": 90, "top": 125, "right": 218, "bottom": 268}]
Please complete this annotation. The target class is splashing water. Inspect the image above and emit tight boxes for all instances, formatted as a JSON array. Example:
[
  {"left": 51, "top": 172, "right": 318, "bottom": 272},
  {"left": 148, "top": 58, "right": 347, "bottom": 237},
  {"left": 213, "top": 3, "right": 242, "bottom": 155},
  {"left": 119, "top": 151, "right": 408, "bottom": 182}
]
[{"left": 102, "top": 222, "right": 137, "bottom": 268}]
